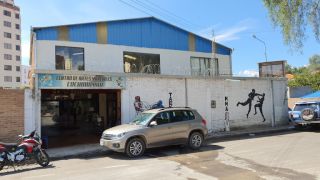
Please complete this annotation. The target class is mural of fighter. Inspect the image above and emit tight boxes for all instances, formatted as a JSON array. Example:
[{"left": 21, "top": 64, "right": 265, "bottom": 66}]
[
  {"left": 254, "top": 93, "right": 266, "bottom": 122},
  {"left": 236, "top": 89, "right": 262, "bottom": 119}
]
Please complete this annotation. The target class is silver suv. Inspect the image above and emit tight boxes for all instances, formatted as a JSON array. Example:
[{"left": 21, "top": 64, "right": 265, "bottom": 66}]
[{"left": 100, "top": 107, "right": 208, "bottom": 157}]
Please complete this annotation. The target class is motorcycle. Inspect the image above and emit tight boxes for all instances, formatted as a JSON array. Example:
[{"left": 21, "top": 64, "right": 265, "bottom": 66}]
[{"left": 0, "top": 130, "right": 50, "bottom": 171}]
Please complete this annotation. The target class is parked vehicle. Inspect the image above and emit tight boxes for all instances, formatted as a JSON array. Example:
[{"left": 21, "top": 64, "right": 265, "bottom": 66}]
[
  {"left": 289, "top": 101, "right": 320, "bottom": 128},
  {"left": 0, "top": 130, "right": 50, "bottom": 171},
  {"left": 100, "top": 107, "right": 208, "bottom": 157}
]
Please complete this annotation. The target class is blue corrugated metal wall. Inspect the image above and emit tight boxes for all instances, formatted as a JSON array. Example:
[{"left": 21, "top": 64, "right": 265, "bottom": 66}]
[
  {"left": 69, "top": 23, "right": 97, "bottom": 43},
  {"left": 107, "top": 18, "right": 189, "bottom": 51},
  {"left": 34, "top": 17, "right": 231, "bottom": 55},
  {"left": 35, "top": 28, "right": 58, "bottom": 40}
]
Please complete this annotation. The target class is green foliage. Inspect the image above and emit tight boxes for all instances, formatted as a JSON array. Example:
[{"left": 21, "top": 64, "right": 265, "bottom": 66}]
[
  {"left": 287, "top": 54, "right": 320, "bottom": 90},
  {"left": 309, "top": 54, "right": 320, "bottom": 72},
  {"left": 288, "top": 72, "right": 320, "bottom": 90},
  {"left": 263, "top": 0, "right": 320, "bottom": 50}
]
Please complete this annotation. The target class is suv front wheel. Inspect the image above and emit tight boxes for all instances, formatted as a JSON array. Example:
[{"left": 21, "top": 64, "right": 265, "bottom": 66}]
[
  {"left": 126, "top": 138, "right": 146, "bottom": 158},
  {"left": 188, "top": 132, "right": 203, "bottom": 150}
]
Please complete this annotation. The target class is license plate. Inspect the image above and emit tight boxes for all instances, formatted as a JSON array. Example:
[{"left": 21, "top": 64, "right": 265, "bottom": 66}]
[{"left": 100, "top": 139, "right": 104, "bottom": 146}]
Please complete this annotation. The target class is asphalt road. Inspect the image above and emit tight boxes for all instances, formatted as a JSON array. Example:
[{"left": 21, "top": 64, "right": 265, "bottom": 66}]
[{"left": 1, "top": 129, "right": 320, "bottom": 180}]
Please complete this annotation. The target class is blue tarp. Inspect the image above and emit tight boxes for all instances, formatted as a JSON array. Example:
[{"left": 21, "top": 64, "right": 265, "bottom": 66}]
[{"left": 301, "top": 91, "right": 320, "bottom": 98}]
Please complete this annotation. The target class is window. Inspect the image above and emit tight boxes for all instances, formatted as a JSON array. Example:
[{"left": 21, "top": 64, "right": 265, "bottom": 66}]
[
  {"left": 16, "top": 66, "right": 20, "bottom": 72},
  {"left": 170, "top": 110, "right": 195, "bottom": 123},
  {"left": 123, "top": 51, "right": 160, "bottom": 74},
  {"left": 4, "top": 76, "right": 12, "bottom": 82},
  {"left": 153, "top": 112, "right": 170, "bottom": 125},
  {"left": 4, "top": 65, "right": 12, "bottom": 71},
  {"left": 15, "top": 13, "right": 20, "bottom": 19},
  {"left": 16, "top": 45, "right": 20, "bottom": 51},
  {"left": 4, "top": 54, "right": 12, "bottom": 60},
  {"left": 55, "top": 46, "right": 84, "bottom": 70},
  {"left": 4, "top": 32, "right": 11, "bottom": 38},
  {"left": 190, "top": 57, "right": 219, "bottom": 77},
  {"left": 16, "top": 35, "right": 20, "bottom": 40},
  {"left": 16, "top": 55, "right": 20, "bottom": 61},
  {"left": 16, "top": 77, "right": 20, "bottom": 82},
  {"left": 4, "top": 43, "right": 12, "bottom": 49},
  {"left": 15, "top": 24, "right": 20, "bottom": 30},
  {"left": 4, "top": 21, "right": 11, "bottom": 27},
  {"left": 3, "top": 10, "right": 11, "bottom": 17}
]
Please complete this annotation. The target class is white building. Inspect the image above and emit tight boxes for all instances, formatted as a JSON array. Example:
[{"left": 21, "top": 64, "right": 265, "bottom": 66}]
[
  {"left": 0, "top": 0, "right": 21, "bottom": 88},
  {"left": 21, "top": 65, "right": 30, "bottom": 86},
  {"left": 28, "top": 17, "right": 288, "bottom": 148}
]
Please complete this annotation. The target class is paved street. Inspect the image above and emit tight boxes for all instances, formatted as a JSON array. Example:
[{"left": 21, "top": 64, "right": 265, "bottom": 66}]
[{"left": 1, "top": 130, "right": 320, "bottom": 180}]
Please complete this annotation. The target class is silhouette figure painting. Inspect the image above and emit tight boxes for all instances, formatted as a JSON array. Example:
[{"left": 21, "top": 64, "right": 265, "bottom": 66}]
[
  {"left": 236, "top": 89, "right": 261, "bottom": 118},
  {"left": 254, "top": 93, "right": 266, "bottom": 122}
]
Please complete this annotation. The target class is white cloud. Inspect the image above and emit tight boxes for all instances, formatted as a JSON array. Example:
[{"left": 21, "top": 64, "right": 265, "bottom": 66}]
[
  {"left": 237, "top": 70, "right": 259, "bottom": 77},
  {"left": 199, "top": 18, "right": 255, "bottom": 43},
  {"left": 215, "top": 26, "right": 248, "bottom": 42}
]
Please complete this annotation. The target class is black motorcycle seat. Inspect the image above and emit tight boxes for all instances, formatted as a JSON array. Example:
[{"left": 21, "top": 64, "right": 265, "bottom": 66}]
[{"left": 0, "top": 142, "right": 18, "bottom": 150}]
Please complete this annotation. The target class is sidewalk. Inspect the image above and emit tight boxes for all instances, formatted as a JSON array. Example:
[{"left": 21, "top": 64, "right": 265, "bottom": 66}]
[{"left": 47, "top": 125, "right": 294, "bottom": 160}]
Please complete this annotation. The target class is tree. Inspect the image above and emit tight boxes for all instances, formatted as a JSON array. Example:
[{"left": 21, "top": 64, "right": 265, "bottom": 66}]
[
  {"left": 308, "top": 54, "right": 320, "bottom": 72},
  {"left": 263, "top": 0, "right": 320, "bottom": 50}
]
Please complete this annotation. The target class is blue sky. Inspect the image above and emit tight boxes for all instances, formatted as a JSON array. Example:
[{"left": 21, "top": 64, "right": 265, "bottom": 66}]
[{"left": 16, "top": 0, "right": 320, "bottom": 76}]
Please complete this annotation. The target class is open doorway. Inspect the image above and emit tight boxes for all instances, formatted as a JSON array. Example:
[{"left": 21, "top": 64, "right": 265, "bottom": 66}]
[{"left": 41, "top": 89, "right": 121, "bottom": 148}]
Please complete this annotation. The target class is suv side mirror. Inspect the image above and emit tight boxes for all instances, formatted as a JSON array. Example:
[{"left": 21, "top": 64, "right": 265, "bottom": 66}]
[{"left": 149, "top": 121, "right": 157, "bottom": 127}]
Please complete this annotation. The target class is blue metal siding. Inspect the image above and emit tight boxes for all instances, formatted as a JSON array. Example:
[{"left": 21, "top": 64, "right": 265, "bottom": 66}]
[
  {"left": 33, "top": 18, "right": 231, "bottom": 55},
  {"left": 35, "top": 28, "right": 58, "bottom": 40},
  {"left": 107, "top": 18, "right": 188, "bottom": 51},
  {"left": 150, "top": 20, "right": 188, "bottom": 51},
  {"left": 69, "top": 23, "right": 97, "bottom": 43},
  {"left": 216, "top": 44, "right": 231, "bottom": 55},
  {"left": 195, "top": 36, "right": 212, "bottom": 53}
]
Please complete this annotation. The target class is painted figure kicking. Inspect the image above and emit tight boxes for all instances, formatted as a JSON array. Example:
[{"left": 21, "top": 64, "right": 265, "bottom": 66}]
[
  {"left": 237, "top": 89, "right": 261, "bottom": 118},
  {"left": 254, "top": 93, "right": 266, "bottom": 122}
]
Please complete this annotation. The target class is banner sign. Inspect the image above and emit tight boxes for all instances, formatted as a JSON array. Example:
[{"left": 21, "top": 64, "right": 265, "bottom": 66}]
[{"left": 38, "top": 74, "right": 126, "bottom": 89}]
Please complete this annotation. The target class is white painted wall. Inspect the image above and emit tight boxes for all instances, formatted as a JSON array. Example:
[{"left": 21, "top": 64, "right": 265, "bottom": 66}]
[
  {"left": 35, "top": 40, "right": 232, "bottom": 76},
  {"left": 121, "top": 76, "right": 288, "bottom": 132},
  {"left": 24, "top": 89, "right": 35, "bottom": 134}
]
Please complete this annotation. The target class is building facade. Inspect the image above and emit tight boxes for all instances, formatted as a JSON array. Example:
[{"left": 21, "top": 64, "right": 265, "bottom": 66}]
[
  {"left": 28, "top": 17, "right": 287, "bottom": 148},
  {"left": 0, "top": 0, "right": 21, "bottom": 88}
]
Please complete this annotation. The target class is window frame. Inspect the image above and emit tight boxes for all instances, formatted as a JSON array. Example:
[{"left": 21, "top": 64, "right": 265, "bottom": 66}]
[
  {"left": 16, "top": 77, "right": 21, "bottom": 82},
  {"left": 190, "top": 57, "right": 219, "bottom": 77},
  {"left": 4, "top": 76, "right": 12, "bottom": 82},
  {"left": 4, "top": 54, "right": 12, "bottom": 60},
  {"left": 3, "top": 21, "right": 11, "bottom": 27},
  {"left": 55, "top": 46, "right": 85, "bottom": 71},
  {"left": 4, "top": 43, "right": 12, "bottom": 49},
  {"left": 4, "top": 32, "right": 12, "bottom": 39},
  {"left": 123, "top": 51, "right": 160, "bottom": 74},
  {"left": 4, "top": 65, "right": 12, "bottom": 71},
  {"left": 3, "top": 10, "right": 11, "bottom": 17},
  {"left": 16, "top": 45, "right": 20, "bottom": 51},
  {"left": 16, "top": 66, "right": 20, "bottom": 72}
]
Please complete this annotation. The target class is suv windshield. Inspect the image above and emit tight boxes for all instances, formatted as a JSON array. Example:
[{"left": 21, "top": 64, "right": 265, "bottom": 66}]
[
  {"left": 294, "top": 103, "right": 318, "bottom": 111},
  {"left": 131, "top": 113, "right": 155, "bottom": 125}
]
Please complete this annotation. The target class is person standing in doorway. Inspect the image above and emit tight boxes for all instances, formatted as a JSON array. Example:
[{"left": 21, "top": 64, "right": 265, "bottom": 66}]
[{"left": 237, "top": 89, "right": 261, "bottom": 118}]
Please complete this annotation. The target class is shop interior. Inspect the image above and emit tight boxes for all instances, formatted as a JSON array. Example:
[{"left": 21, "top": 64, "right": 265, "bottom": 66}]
[{"left": 41, "top": 89, "right": 121, "bottom": 148}]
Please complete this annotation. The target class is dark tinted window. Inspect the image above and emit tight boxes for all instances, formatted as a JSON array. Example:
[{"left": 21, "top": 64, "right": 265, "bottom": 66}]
[
  {"left": 153, "top": 112, "right": 170, "bottom": 125},
  {"left": 170, "top": 110, "right": 195, "bottom": 123}
]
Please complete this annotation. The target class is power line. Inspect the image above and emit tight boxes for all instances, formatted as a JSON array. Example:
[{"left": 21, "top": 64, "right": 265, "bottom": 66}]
[
  {"left": 118, "top": 0, "right": 153, "bottom": 17},
  {"left": 142, "top": 0, "right": 203, "bottom": 29}
]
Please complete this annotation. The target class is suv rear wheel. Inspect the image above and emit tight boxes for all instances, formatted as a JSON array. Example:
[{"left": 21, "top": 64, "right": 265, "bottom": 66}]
[
  {"left": 188, "top": 132, "right": 203, "bottom": 150},
  {"left": 126, "top": 138, "right": 145, "bottom": 158}
]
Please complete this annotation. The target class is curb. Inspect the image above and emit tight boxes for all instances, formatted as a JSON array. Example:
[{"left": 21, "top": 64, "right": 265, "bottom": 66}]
[
  {"left": 206, "top": 125, "right": 295, "bottom": 141},
  {"left": 48, "top": 126, "right": 295, "bottom": 160}
]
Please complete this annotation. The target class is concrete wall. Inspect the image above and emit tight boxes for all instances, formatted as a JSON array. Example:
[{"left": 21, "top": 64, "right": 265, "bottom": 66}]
[
  {"left": 0, "top": 89, "right": 24, "bottom": 141},
  {"left": 122, "top": 76, "right": 288, "bottom": 132},
  {"left": 35, "top": 40, "right": 232, "bottom": 76},
  {"left": 288, "top": 86, "right": 313, "bottom": 98}
]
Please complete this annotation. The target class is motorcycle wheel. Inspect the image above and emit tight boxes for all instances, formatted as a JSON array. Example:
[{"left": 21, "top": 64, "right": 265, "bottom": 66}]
[{"left": 35, "top": 150, "right": 50, "bottom": 167}]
